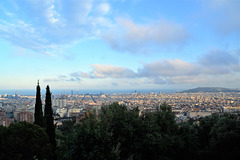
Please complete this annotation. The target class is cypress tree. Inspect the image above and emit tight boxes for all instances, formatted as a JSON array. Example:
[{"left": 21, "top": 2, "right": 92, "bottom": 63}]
[
  {"left": 44, "top": 85, "right": 56, "bottom": 159},
  {"left": 34, "top": 80, "right": 44, "bottom": 127}
]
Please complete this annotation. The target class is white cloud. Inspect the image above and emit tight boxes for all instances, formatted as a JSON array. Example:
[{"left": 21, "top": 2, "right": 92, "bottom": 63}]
[
  {"left": 45, "top": 4, "right": 61, "bottom": 24},
  {"left": 102, "top": 17, "right": 189, "bottom": 53},
  {"left": 199, "top": 50, "right": 240, "bottom": 75},
  {"left": 138, "top": 59, "right": 197, "bottom": 77},
  {"left": 1, "top": 0, "right": 190, "bottom": 55},
  {"left": 0, "top": 19, "right": 52, "bottom": 53},
  {"left": 44, "top": 48, "right": 240, "bottom": 87},
  {"left": 66, "top": 49, "right": 239, "bottom": 86},
  {"left": 0, "top": 0, "right": 112, "bottom": 54},
  {"left": 89, "top": 64, "right": 138, "bottom": 78},
  {"left": 97, "top": 3, "right": 110, "bottom": 15},
  {"left": 43, "top": 73, "right": 81, "bottom": 82}
]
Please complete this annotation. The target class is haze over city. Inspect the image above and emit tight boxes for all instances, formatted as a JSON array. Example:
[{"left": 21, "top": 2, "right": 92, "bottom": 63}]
[{"left": 0, "top": 0, "right": 240, "bottom": 90}]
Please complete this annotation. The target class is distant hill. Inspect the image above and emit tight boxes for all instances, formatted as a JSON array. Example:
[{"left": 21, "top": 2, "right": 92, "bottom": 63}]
[{"left": 179, "top": 87, "right": 240, "bottom": 93}]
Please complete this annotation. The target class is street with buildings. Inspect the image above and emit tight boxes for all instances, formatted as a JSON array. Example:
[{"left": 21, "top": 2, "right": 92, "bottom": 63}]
[{"left": 0, "top": 91, "right": 240, "bottom": 126}]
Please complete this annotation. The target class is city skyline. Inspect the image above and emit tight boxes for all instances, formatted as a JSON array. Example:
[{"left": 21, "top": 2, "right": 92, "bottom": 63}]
[{"left": 0, "top": 0, "right": 240, "bottom": 90}]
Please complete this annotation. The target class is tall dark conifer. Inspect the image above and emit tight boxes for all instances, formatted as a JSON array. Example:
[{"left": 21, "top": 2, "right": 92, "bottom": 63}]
[
  {"left": 44, "top": 85, "right": 56, "bottom": 159},
  {"left": 34, "top": 80, "right": 44, "bottom": 127}
]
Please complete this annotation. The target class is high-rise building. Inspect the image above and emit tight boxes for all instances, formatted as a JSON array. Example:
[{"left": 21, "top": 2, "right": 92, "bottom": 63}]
[
  {"left": 17, "top": 111, "right": 34, "bottom": 123},
  {"left": 0, "top": 109, "right": 14, "bottom": 126},
  {"left": 52, "top": 98, "right": 67, "bottom": 108},
  {"left": 15, "top": 91, "right": 18, "bottom": 98}
]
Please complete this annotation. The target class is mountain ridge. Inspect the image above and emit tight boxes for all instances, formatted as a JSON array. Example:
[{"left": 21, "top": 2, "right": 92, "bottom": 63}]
[{"left": 178, "top": 87, "right": 240, "bottom": 93}]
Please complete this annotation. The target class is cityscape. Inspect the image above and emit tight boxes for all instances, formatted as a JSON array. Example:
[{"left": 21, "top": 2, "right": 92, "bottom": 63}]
[
  {"left": 1, "top": 88, "right": 240, "bottom": 127},
  {"left": 1, "top": 0, "right": 240, "bottom": 159}
]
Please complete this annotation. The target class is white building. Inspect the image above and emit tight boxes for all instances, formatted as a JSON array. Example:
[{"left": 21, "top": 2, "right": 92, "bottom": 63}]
[
  {"left": 187, "top": 111, "right": 211, "bottom": 118},
  {"left": 56, "top": 108, "right": 68, "bottom": 117}
]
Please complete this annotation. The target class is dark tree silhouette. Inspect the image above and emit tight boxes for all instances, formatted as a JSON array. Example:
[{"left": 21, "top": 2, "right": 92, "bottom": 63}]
[
  {"left": 64, "top": 102, "right": 181, "bottom": 160},
  {"left": 44, "top": 85, "right": 56, "bottom": 159},
  {"left": 0, "top": 122, "right": 52, "bottom": 159},
  {"left": 34, "top": 80, "right": 44, "bottom": 127}
]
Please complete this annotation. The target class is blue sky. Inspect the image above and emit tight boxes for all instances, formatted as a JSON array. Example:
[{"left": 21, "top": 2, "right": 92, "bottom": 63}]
[{"left": 0, "top": 0, "right": 240, "bottom": 90}]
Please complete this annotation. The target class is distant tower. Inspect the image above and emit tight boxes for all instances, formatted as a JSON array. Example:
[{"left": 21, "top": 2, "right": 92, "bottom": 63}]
[
  {"left": 71, "top": 90, "right": 73, "bottom": 96},
  {"left": 15, "top": 91, "right": 18, "bottom": 98},
  {"left": 77, "top": 89, "right": 79, "bottom": 96}
]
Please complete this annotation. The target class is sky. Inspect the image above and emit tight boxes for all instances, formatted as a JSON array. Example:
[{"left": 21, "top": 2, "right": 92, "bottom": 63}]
[{"left": 0, "top": 0, "right": 240, "bottom": 90}]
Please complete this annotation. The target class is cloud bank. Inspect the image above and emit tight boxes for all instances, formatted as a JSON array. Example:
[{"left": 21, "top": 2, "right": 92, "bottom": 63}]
[
  {"left": 0, "top": 0, "right": 112, "bottom": 54},
  {"left": 45, "top": 49, "right": 240, "bottom": 87},
  {"left": 0, "top": 0, "right": 239, "bottom": 56},
  {"left": 0, "top": 0, "right": 190, "bottom": 55},
  {"left": 102, "top": 18, "right": 189, "bottom": 53}
]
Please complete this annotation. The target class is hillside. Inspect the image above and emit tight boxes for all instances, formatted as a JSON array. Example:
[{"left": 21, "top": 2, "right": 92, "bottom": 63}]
[{"left": 179, "top": 87, "right": 240, "bottom": 93}]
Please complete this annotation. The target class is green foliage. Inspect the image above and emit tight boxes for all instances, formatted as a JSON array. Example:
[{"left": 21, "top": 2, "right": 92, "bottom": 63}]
[
  {"left": 44, "top": 85, "right": 56, "bottom": 159},
  {"left": 209, "top": 114, "right": 240, "bottom": 159},
  {"left": 0, "top": 126, "right": 8, "bottom": 158},
  {"left": 140, "top": 102, "right": 181, "bottom": 160},
  {"left": 56, "top": 120, "right": 76, "bottom": 159},
  {"left": 99, "top": 102, "right": 141, "bottom": 159},
  {"left": 0, "top": 122, "right": 52, "bottom": 160},
  {"left": 63, "top": 111, "right": 118, "bottom": 160},
  {"left": 63, "top": 102, "right": 181, "bottom": 160},
  {"left": 1, "top": 100, "right": 240, "bottom": 160},
  {"left": 181, "top": 113, "right": 240, "bottom": 160},
  {"left": 178, "top": 122, "right": 199, "bottom": 159},
  {"left": 58, "top": 120, "right": 75, "bottom": 137},
  {"left": 34, "top": 83, "right": 44, "bottom": 127},
  {"left": 198, "top": 114, "right": 219, "bottom": 150},
  {"left": 46, "top": 102, "right": 240, "bottom": 160}
]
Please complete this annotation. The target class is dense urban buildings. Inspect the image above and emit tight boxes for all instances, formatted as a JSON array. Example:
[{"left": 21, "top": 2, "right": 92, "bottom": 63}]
[{"left": 0, "top": 90, "right": 239, "bottom": 126}]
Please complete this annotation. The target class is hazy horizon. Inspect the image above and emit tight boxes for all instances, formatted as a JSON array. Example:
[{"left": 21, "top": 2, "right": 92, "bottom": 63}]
[
  {"left": 0, "top": 88, "right": 182, "bottom": 96},
  {"left": 1, "top": 86, "right": 240, "bottom": 96}
]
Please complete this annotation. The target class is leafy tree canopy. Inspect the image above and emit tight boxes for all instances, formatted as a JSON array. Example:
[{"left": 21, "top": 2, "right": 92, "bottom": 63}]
[{"left": 0, "top": 122, "right": 52, "bottom": 160}]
